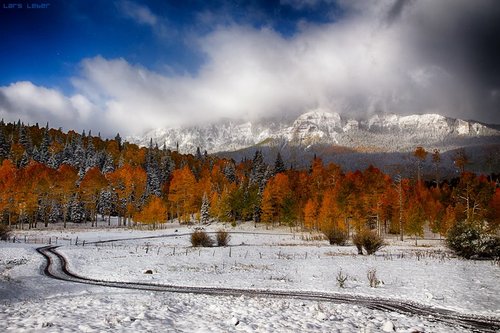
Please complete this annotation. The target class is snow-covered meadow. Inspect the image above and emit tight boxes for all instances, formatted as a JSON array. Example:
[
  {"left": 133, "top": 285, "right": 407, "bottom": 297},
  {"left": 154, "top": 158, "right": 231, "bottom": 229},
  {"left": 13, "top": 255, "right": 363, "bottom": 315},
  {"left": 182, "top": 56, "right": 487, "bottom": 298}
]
[{"left": 1, "top": 222, "right": 499, "bottom": 332}]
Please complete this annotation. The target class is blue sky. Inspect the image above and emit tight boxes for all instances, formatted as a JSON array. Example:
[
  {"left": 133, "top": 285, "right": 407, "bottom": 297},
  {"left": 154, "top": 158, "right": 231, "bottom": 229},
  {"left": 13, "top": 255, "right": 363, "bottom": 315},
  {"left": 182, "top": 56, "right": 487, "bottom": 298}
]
[
  {"left": 0, "top": 0, "right": 499, "bottom": 136},
  {"left": 0, "top": 0, "right": 341, "bottom": 90}
]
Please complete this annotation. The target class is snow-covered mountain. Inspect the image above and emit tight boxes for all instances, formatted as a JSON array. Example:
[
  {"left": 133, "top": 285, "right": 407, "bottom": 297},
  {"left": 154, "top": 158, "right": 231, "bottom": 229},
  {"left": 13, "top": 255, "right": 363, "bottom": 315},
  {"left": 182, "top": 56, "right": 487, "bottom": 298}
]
[{"left": 128, "top": 110, "right": 500, "bottom": 154}]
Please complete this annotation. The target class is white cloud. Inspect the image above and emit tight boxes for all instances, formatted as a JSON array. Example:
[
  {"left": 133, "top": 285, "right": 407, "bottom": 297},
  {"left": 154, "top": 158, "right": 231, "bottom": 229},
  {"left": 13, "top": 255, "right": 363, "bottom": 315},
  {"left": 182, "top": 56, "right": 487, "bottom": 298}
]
[
  {"left": 2, "top": 0, "right": 498, "bottom": 136},
  {"left": 118, "top": 0, "right": 157, "bottom": 26},
  {"left": 117, "top": 0, "right": 171, "bottom": 38},
  {"left": 0, "top": 81, "right": 99, "bottom": 133}
]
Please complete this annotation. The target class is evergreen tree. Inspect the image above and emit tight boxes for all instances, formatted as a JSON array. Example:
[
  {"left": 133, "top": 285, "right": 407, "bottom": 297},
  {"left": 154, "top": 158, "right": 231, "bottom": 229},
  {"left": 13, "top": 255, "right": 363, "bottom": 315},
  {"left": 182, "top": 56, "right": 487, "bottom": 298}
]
[
  {"left": 200, "top": 192, "right": 210, "bottom": 223},
  {"left": 115, "top": 133, "right": 122, "bottom": 151},
  {"left": 31, "top": 146, "right": 40, "bottom": 162},
  {"left": 145, "top": 139, "right": 161, "bottom": 197},
  {"left": 97, "top": 189, "right": 114, "bottom": 224},
  {"left": 69, "top": 194, "right": 85, "bottom": 223},
  {"left": 62, "top": 141, "right": 74, "bottom": 165},
  {"left": 250, "top": 150, "right": 267, "bottom": 192},
  {"left": 47, "top": 152, "right": 61, "bottom": 169},
  {"left": 0, "top": 125, "right": 10, "bottom": 161},
  {"left": 19, "top": 150, "right": 30, "bottom": 168},
  {"left": 73, "top": 138, "right": 85, "bottom": 169},
  {"left": 274, "top": 152, "right": 286, "bottom": 174},
  {"left": 38, "top": 124, "right": 51, "bottom": 164},
  {"left": 196, "top": 147, "right": 202, "bottom": 160},
  {"left": 160, "top": 151, "right": 174, "bottom": 183},
  {"left": 85, "top": 138, "right": 98, "bottom": 170},
  {"left": 48, "top": 201, "right": 61, "bottom": 224},
  {"left": 223, "top": 162, "right": 236, "bottom": 183},
  {"left": 101, "top": 153, "right": 115, "bottom": 173},
  {"left": 18, "top": 124, "right": 32, "bottom": 153}
]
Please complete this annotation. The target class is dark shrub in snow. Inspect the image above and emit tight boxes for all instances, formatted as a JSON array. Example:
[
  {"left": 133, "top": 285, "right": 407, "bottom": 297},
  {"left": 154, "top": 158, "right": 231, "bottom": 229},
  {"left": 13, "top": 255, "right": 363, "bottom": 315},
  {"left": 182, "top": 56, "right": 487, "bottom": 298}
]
[
  {"left": 191, "top": 230, "right": 213, "bottom": 247},
  {"left": 353, "top": 229, "right": 385, "bottom": 255},
  {"left": 324, "top": 228, "right": 348, "bottom": 246},
  {"left": 0, "top": 224, "right": 10, "bottom": 241},
  {"left": 216, "top": 229, "right": 230, "bottom": 247}
]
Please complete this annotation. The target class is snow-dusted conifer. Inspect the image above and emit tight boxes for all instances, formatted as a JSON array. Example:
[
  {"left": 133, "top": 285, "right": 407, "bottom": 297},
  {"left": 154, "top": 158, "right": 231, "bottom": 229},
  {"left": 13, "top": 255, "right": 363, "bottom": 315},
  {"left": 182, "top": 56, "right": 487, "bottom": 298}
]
[
  {"left": 145, "top": 139, "right": 161, "bottom": 197},
  {"left": 200, "top": 193, "right": 210, "bottom": 224},
  {"left": 69, "top": 194, "right": 85, "bottom": 223},
  {"left": 274, "top": 152, "right": 286, "bottom": 174},
  {"left": 38, "top": 124, "right": 51, "bottom": 164},
  {"left": 101, "top": 153, "right": 115, "bottom": 173},
  {"left": 19, "top": 150, "right": 30, "bottom": 168},
  {"left": 223, "top": 162, "right": 236, "bottom": 183},
  {"left": 0, "top": 124, "right": 11, "bottom": 161}
]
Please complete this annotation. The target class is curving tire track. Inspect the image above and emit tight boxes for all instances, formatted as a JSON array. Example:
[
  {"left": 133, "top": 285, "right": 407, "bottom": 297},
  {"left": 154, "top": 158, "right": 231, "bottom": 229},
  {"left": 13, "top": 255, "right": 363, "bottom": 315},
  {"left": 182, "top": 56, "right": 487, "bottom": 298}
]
[{"left": 36, "top": 245, "right": 500, "bottom": 332}]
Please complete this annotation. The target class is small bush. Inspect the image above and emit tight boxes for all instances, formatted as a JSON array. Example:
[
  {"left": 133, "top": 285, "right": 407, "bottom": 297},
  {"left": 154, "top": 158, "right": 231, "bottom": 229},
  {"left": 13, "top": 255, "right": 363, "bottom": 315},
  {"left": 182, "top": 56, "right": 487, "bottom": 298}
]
[
  {"left": 446, "top": 221, "right": 500, "bottom": 259},
  {"left": 216, "top": 229, "right": 231, "bottom": 247},
  {"left": 324, "top": 228, "right": 348, "bottom": 246},
  {"left": 367, "top": 268, "right": 381, "bottom": 288},
  {"left": 336, "top": 269, "right": 348, "bottom": 288},
  {"left": 352, "top": 229, "right": 385, "bottom": 255},
  {"left": 191, "top": 230, "right": 213, "bottom": 247},
  {"left": 352, "top": 233, "right": 364, "bottom": 255},
  {"left": 0, "top": 224, "right": 11, "bottom": 241}
]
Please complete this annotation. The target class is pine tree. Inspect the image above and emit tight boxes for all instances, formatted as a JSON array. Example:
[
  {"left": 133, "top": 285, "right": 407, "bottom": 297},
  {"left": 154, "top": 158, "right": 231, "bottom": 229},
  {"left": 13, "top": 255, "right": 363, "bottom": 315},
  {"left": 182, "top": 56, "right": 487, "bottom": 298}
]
[
  {"left": 145, "top": 139, "right": 161, "bottom": 197},
  {"left": 250, "top": 150, "right": 267, "bottom": 193},
  {"left": 160, "top": 152, "right": 174, "bottom": 183},
  {"left": 19, "top": 150, "right": 30, "bottom": 168},
  {"left": 115, "top": 133, "right": 122, "bottom": 151},
  {"left": 85, "top": 137, "right": 98, "bottom": 170},
  {"left": 274, "top": 152, "right": 286, "bottom": 174},
  {"left": 97, "top": 189, "right": 114, "bottom": 225},
  {"left": 38, "top": 124, "right": 51, "bottom": 164},
  {"left": 47, "top": 152, "right": 61, "bottom": 169},
  {"left": 101, "top": 153, "right": 115, "bottom": 173},
  {"left": 73, "top": 139, "right": 85, "bottom": 169},
  {"left": 62, "top": 141, "right": 73, "bottom": 165},
  {"left": 48, "top": 201, "right": 61, "bottom": 224},
  {"left": 200, "top": 192, "right": 210, "bottom": 224},
  {"left": 18, "top": 124, "right": 32, "bottom": 153},
  {"left": 0, "top": 125, "right": 10, "bottom": 161},
  {"left": 69, "top": 194, "right": 85, "bottom": 223},
  {"left": 223, "top": 162, "right": 236, "bottom": 183},
  {"left": 31, "top": 146, "right": 40, "bottom": 162}
]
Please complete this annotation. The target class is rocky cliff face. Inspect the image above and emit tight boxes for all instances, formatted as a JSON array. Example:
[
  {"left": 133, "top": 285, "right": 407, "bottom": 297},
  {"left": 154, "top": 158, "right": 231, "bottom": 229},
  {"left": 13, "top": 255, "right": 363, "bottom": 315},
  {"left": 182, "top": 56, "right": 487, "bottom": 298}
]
[{"left": 128, "top": 109, "right": 499, "bottom": 154}]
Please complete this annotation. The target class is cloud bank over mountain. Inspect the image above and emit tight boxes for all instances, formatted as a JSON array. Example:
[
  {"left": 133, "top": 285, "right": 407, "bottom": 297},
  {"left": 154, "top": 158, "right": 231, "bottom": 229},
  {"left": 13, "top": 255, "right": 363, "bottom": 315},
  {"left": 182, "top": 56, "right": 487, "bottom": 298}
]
[{"left": 1, "top": 0, "right": 499, "bottom": 136}]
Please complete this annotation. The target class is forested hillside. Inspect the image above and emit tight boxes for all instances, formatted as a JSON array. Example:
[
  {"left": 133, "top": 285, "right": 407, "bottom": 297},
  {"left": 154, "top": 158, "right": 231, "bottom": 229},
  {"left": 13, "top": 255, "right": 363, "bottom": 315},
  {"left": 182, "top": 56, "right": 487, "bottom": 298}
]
[{"left": 0, "top": 120, "right": 498, "bottom": 242}]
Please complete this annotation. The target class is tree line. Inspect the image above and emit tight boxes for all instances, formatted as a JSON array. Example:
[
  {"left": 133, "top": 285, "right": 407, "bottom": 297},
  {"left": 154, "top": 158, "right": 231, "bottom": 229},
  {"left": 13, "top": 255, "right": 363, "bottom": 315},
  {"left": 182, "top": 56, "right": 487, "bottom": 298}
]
[{"left": 0, "top": 120, "right": 498, "bottom": 242}]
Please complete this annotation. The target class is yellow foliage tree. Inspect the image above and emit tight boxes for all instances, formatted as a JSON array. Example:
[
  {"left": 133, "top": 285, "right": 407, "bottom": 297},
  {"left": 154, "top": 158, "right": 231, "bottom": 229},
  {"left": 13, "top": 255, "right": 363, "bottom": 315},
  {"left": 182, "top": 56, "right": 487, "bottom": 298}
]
[{"left": 134, "top": 197, "right": 167, "bottom": 228}]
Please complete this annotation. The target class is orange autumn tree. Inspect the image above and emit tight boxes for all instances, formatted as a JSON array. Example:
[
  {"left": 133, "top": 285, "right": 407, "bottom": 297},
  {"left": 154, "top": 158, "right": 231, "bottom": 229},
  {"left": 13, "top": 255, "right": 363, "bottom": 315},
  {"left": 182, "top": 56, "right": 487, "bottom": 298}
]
[
  {"left": 0, "top": 160, "right": 17, "bottom": 226},
  {"left": 318, "top": 189, "right": 345, "bottom": 233},
  {"left": 79, "top": 167, "right": 108, "bottom": 227},
  {"left": 54, "top": 164, "right": 78, "bottom": 228},
  {"left": 107, "top": 163, "right": 146, "bottom": 226},
  {"left": 15, "top": 162, "right": 53, "bottom": 229},
  {"left": 261, "top": 173, "right": 292, "bottom": 227},
  {"left": 134, "top": 196, "right": 167, "bottom": 228},
  {"left": 303, "top": 198, "right": 318, "bottom": 230},
  {"left": 168, "top": 165, "right": 197, "bottom": 222}
]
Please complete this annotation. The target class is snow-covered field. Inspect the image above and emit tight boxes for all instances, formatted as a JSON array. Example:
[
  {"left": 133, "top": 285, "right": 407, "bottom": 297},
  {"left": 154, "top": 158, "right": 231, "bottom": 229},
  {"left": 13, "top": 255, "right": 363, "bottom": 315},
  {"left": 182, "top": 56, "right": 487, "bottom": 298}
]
[{"left": 1, "top": 221, "right": 499, "bottom": 332}]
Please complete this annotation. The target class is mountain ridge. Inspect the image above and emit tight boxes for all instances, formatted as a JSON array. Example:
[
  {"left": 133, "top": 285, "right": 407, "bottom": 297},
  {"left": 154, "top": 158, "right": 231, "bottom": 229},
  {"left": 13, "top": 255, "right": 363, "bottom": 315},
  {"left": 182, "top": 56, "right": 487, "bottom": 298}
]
[{"left": 129, "top": 110, "right": 500, "bottom": 155}]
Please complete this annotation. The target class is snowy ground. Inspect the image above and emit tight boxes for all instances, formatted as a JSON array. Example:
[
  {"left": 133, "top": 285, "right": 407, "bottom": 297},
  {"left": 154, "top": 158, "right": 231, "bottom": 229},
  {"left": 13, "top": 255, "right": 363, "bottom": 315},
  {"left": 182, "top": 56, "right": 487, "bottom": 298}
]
[{"left": 1, "top": 221, "right": 499, "bottom": 332}]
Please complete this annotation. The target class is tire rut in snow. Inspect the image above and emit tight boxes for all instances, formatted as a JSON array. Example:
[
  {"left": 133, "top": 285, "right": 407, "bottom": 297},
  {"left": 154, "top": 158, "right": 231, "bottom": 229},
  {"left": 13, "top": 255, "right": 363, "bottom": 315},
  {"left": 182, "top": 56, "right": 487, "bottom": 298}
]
[{"left": 36, "top": 245, "right": 500, "bottom": 333}]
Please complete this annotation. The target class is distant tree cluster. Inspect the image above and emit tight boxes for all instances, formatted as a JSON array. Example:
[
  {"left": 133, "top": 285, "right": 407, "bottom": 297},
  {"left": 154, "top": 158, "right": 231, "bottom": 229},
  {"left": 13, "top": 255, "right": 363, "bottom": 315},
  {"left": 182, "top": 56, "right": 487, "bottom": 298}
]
[{"left": 0, "top": 120, "right": 498, "bottom": 255}]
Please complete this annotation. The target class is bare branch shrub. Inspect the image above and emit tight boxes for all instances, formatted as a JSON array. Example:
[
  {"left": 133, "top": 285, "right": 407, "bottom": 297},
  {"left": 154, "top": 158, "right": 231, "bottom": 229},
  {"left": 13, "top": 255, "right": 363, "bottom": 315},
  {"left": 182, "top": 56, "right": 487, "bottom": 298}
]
[
  {"left": 367, "top": 268, "right": 381, "bottom": 288},
  {"left": 216, "top": 229, "right": 231, "bottom": 247},
  {"left": 191, "top": 230, "right": 213, "bottom": 247},
  {"left": 0, "top": 224, "right": 11, "bottom": 241},
  {"left": 336, "top": 269, "right": 348, "bottom": 288}
]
